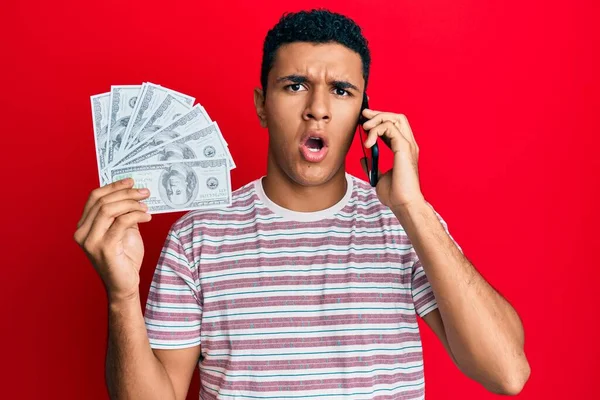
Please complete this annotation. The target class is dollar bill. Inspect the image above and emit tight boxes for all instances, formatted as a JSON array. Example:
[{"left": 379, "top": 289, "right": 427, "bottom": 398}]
[
  {"left": 114, "top": 104, "right": 212, "bottom": 167},
  {"left": 123, "top": 121, "right": 235, "bottom": 169},
  {"left": 222, "top": 140, "right": 236, "bottom": 169},
  {"left": 106, "top": 85, "right": 142, "bottom": 167},
  {"left": 90, "top": 92, "right": 110, "bottom": 185},
  {"left": 115, "top": 94, "right": 192, "bottom": 163},
  {"left": 110, "top": 159, "right": 232, "bottom": 213},
  {"left": 119, "top": 82, "right": 195, "bottom": 156}
]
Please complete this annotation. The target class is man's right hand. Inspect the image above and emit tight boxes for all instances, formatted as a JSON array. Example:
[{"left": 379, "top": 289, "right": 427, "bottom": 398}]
[{"left": 74, "top": 178, "right": 153, "bottom": 302}]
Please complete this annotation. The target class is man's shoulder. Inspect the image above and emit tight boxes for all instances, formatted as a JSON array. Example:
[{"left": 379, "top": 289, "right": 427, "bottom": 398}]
[
  {"left": 347, "top": 173, "right": 396, "bottom": 218},
  {"left": 349, "top": 173, "right": 379, "bottom": 203}
]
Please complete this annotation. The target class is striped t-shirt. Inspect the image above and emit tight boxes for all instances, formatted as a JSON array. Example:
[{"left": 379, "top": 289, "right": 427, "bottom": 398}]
[{"left": 144, "top": 172, "right": 461, "bottom": 399}]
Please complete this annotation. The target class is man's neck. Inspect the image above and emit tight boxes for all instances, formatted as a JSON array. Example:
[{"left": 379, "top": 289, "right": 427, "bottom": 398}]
[{"left": 261, "top": 165, "right": 348, "bottom": 213}]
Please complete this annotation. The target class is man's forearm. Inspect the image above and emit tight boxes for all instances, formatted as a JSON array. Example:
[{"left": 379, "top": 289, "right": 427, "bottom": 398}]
[
  {"left": 393, "top": 201, "right": 530, "bottom": 393},
  {"left": 106, "top": 293, "right": 175, "bottom": 400}
]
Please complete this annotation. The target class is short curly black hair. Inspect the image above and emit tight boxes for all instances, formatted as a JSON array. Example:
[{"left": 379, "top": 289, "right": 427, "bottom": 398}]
[{"left": 261, "top": 9, "right": 371, "bottom": 95}]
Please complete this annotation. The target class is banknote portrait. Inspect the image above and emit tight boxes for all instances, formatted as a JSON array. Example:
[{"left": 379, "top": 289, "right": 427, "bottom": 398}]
[
  {"left": 153, "top": 130, "right": 180, "bottom": 146},
  {"left": 159, "top": 163, "right": 198, "bottom": 207},
  {"left": 133, "top": 124, "right": 162, "bottom": 147},
  {"left": 158, "top": 143, "right": 196, "bottom": 161}
]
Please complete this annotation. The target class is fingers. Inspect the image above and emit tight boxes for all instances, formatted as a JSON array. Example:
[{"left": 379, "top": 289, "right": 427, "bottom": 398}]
[
  {"left": 361, "top": 109, "right": 418, "bottom": 152},
  {"left": 82, "top": 200, "right": 150, "bottom": 251},
  {"left": 361, "top": 109, "right": 390, "bottom": 131},
  {"left": 81, "top": 186, "right": 150, "bottom": 231},
  {"left": 365, "top": 121, "right": 410, "bottom": 154},
  {"left": 104, "top": 211, "right": 153, "bottom": 245},
  {"left": 77, "top": 178, "right": 135, "bottom": 228},
  {"left": 75, "top": 187, "right": 150, "bottom": 244}
]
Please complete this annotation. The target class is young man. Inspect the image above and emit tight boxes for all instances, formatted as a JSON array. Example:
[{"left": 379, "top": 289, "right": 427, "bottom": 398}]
[{"left": 74, "top": 9, "right": 530, "bottom": 400}]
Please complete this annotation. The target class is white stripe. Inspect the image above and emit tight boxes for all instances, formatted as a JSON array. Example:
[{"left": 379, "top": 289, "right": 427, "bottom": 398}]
[{"left": 201, "top": 360, "right": 425, "bottom": 382}]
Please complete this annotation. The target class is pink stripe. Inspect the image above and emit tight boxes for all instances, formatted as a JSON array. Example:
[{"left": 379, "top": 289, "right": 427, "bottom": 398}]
[
  {"left": 201, "top": 313, "right": 417, "bottom": 333},
  {"left": 144, "top": 309, "right": 201, "bottom": 321},
  {"left": 147, "top": 291, "right": 199, "bottom": 304},
  {"left": 203, "top": 291, "right": 413, "bottom": 312}
]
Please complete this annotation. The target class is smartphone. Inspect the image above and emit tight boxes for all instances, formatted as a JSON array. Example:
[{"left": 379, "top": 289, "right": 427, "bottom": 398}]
[{"left": 358, "top": 94, "right": 379, "bottom": 187}]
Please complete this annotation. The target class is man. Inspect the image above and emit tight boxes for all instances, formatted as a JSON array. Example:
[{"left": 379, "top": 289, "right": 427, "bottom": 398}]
[{"left": 74, "top": 9, "right": 530, "bottom": 400}]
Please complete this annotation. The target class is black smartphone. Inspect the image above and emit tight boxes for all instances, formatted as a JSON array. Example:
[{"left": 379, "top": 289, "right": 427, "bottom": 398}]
[{"left": 358, "top": 94, "right": 378, "bottom": 187}]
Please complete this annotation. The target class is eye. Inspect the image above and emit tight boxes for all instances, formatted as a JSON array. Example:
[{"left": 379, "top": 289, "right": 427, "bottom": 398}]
[
  {"left": 334, "top": 87, "right": 350, "bottom": 96},
  {"left": 286, "top": 84, "right": 305, "bottom": 92}
]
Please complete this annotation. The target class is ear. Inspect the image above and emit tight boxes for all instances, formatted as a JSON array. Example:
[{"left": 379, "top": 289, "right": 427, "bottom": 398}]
[{"left": 253, "top": 87, "right": 268, "bottom": 128}]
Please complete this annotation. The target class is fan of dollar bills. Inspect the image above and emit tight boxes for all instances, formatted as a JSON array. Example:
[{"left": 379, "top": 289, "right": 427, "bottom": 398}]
[{"left": 90, "top": 83, "right": 236, "bottom": 214}]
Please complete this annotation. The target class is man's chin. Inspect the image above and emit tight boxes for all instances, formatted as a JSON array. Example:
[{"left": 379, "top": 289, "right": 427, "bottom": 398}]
[{"left": 288, "top": 163, "right": 341, "bottom": 187}]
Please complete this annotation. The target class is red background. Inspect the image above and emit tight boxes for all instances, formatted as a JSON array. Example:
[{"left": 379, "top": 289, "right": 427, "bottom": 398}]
[{"left": 2, "top": 0, "right": 598, "bottom": 398}]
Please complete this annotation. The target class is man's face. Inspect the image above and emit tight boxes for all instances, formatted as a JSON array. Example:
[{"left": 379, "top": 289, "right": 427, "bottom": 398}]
[{"left": 257, "top": 42, "right": 365, "bottom": 186}]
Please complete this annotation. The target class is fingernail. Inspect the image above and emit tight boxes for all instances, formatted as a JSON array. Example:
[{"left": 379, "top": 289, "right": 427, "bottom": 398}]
[
  {"left": 140, "top": 202, "right": 148, "bottom": 210},
  {"left": 138, "top": 188, "right": 149, "bottom": 195},
  {"left": 122, "top": 178, "right": 133, "bottom": 184}
]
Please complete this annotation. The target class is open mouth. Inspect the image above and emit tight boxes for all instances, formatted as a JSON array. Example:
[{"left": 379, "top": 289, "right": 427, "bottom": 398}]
[
  {"left": 305, "top": 137, "right": 325, "bottom": 152},
  {"left": 300, "top": 135, "right": 329, "bottom": 162}
]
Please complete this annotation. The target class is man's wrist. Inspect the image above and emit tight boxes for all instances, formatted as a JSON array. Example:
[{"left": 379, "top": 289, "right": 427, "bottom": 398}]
[
  {"left": 107, "top": 290, "right": 141, "bottom": 311},
  {"left": 391, "top": 199, "right": 430, "bottom": 224}
]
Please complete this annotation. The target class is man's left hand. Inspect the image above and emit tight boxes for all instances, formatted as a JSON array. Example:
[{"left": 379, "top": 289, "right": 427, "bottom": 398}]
[{"left": 360, "top": 109, "right": 425, "bottom": 211}]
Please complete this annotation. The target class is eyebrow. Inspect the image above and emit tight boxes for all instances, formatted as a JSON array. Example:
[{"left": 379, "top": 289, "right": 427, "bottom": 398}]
[{"left": 276, "top": 74, "right": 360, "bottom": 92}]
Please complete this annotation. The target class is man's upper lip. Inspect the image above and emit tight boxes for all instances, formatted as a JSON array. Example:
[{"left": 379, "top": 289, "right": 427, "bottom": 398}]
[{"left": 301, "top": 130, "right": 329, "bottom": 147}]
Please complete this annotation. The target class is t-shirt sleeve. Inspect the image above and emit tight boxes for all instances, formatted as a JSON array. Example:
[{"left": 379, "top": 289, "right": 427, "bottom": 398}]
[
  {"left": 411, "top": 203, "right": 463, "bottom": 318},
  {"left": 144, "top": 221, "right": 203, "bottom": 349}
]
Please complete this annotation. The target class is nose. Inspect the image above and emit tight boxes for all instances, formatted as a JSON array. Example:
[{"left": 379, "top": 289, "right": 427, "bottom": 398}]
[{"left": 303, "top": 88, "right": 330, "bottom": 123}]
